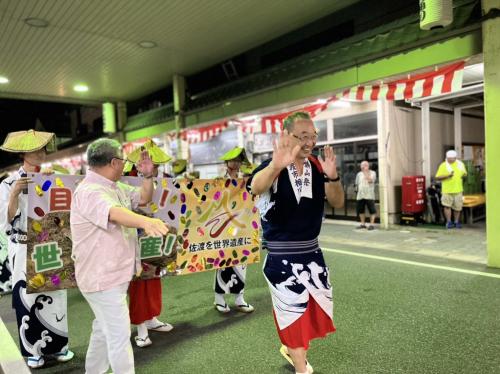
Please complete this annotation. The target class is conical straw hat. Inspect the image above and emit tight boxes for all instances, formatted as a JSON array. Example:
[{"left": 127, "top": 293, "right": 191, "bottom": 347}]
[
  {"left": 219, "top": 147, "right": 249, "bottom": 164},
  {"left": 172, "top": 159, "right": 187, "bottom": 175},
  {"left": 0, "top": 130, "right": 56, "bottom": 153},
  {"left": 126, "top": 138, "right": 171, "bottom": 164},
  {"left": 51, "top": 164, "right": 70, "bottom": 174}
]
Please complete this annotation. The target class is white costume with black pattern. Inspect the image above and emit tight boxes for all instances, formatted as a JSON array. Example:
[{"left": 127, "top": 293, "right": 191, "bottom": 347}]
[
  {"left": 214, "top": 172, "right": 247, "bottom": 296},
  {"left": 0, "top": 168, "right": 69, "bottom": 357}
]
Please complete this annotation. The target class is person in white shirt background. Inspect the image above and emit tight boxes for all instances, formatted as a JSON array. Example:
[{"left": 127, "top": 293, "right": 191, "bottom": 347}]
[{"left": 355, "top": 160, "right": 377, "bottom": 230}]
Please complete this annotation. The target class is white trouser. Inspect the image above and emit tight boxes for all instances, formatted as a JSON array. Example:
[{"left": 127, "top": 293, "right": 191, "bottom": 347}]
[{"left": 82, "top": 282, "right": 134, "bottom": 374}]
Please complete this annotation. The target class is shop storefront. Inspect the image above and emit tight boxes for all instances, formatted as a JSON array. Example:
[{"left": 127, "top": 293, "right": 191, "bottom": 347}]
[{"left": 154, "top": 60, "right": 476, "bottom": 226}]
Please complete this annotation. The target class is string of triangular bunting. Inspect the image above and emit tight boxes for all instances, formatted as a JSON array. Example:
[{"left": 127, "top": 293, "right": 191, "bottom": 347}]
[{"left": 165, "top": 61, "right": 465, "bottom": 140}]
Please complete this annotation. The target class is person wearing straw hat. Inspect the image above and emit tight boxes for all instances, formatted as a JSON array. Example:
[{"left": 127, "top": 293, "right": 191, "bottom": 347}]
[
  {"left": 213, "top": 147, "right": 255, "bottom": 314},
  {"left": 0, "top": 130, "right": 75, "bottom": 369},
  {"left": 435, "top": 149, "right": 468, "bottom": 229},
  {"left": 171, "top": 159, "right": 187, "bottom": 177},
  {"left": 240, "top": 162, "right": 257, "bottom": 178},
  {"left": 125, "top": 139, "right": 174, "bottom": 348},
  {"left": 171, "top": 159, "right": 199, "bottom": 179}
]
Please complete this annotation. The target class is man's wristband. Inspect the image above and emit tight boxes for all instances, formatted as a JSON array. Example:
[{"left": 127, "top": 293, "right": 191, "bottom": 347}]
[
  {"left": 143, "top": 174, "right": 153, "bottom": 179},
  {"left": 324, "top": 175, "right": 340, "bottom": 183}
]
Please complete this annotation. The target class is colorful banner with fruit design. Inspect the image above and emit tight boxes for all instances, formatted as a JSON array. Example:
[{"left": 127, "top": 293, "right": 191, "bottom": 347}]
[
  {"left": 26, "top": 174, "right": 260, "bottom": 292},
  {"left": 175, "top": 178, "right": 261, "bottom": 275}
]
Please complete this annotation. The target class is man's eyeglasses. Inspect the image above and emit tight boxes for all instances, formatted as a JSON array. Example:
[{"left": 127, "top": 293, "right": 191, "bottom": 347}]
[
  {"left": 292, "top": 133, "right": 318, "bottom": 143},
  {"left": 112, "top": 156, "right": 126, "bottom": 162}
]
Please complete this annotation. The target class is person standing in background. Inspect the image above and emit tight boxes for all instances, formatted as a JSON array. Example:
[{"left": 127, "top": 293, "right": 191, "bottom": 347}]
[
  {"left": 355, "top": 161, "right": 377, "bottom": 230},
  {"left": 213, "top": 147, "right": 254, "bottom": 314},
  {"left": 125, "top": 139, "right": 174, "bottom": 348},
  {"left": 435, "top": 150, "right": 467, "bottom": 229}
]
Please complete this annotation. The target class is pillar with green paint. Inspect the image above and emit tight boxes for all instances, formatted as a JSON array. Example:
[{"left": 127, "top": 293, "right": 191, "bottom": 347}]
[{"left": 483, "top": 0, "right": 500, "bottom": 267}]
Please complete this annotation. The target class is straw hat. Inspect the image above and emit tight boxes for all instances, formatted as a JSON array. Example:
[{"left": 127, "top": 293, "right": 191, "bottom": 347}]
[
  {"left": 126, "top": 138, "right": 171, "bottom": 165},
  {"left": 51, "top": 164, "right": 70, "bottom": 174},
  {"left": 0, "top": 130, "right": 56, "bottom": 153},
  {"left": 219, "top": 147, "right": 249, "bottom": 164},
  {"left": 172, "top": 159, "right": 187, "bottom": 175}
]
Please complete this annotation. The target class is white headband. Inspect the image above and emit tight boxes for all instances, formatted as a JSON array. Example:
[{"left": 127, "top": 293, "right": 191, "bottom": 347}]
[{"left": 446, "top": 150, "right": 457, "bottom": 158}]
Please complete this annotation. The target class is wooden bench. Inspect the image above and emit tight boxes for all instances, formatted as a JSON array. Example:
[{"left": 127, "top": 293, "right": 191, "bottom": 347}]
[{"left": 462, "top": 194, "right": 486, "bottom": 224}]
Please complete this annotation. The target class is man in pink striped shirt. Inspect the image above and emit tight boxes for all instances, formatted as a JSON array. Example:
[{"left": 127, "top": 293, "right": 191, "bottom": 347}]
[{"left": 71, "top": 139, "right": 168, "bottom": 374}]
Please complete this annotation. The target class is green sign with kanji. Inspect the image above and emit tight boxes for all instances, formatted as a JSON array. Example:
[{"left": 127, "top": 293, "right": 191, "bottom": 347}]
[
  {"left": 31, "top": 242, "right": 63, "bottom": 273},
  {"left": 139, "top": 236, "right": 163, "bottom": 259},
  {"left": 139, "top": 233, "right": 178, "bottom": 259}
]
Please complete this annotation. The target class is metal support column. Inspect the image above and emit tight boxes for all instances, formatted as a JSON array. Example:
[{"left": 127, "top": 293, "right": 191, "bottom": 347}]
[
  {"left": 453, "top": 107, "right": 462, "bottom": 158},
  {"left": 482, "top": 0, "right": 500, "bottom": 267},
  {"left": 421, "top": 102, "right": 431, "bottom": 184},
  {"left": 173, "top": 74, "right": 186, "bottom": 158}
]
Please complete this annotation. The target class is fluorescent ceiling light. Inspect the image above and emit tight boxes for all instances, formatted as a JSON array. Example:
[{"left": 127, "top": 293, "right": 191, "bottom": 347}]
[
  {"left": 24, "top": 18, "right": 49, "bottom": 28},
  {"left": 74, "top": 84, "right": 89, "bottom": 92},
  {"left": 0, "top": 76, "right": 9, "bottom": 84},
  {"left": 138, "top": 41, "right": 157, "bottom": 48}
]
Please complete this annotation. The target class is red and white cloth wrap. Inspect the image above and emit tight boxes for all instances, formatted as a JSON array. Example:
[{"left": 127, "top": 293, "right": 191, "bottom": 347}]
[{"left": 263, "top": 239, "right": 335, "bottom": 348}]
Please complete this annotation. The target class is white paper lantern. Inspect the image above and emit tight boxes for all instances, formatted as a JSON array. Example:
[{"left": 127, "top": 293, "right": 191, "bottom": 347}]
[{"left": 420, "top": 0, "right": 453, "bottom": 30}]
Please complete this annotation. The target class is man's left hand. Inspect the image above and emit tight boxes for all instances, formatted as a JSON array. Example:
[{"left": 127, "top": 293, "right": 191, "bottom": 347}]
[
  {"left": 136, "top": 150, "right": 154, "bottom": 177},
  {"left": 318, "top": 145, "right": 338, "bottom": 179}
]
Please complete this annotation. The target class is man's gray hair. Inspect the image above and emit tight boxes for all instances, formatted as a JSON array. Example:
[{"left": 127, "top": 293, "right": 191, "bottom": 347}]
[{"left": 87, "top": 138, "right": 122, "bottom": 167}]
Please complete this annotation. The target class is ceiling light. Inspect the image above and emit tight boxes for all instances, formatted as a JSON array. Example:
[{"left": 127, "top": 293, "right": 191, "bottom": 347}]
[
  {"left": 138, "top": 41, "right": 157, "bottom": 48},
  {"left": 24, "top": 18, "right": 49, "bottom": 28},
  {"left": 73, "top": 84, "right": 89, "bottom": 92},
  {"left": 0, "top": 76, "right": 9, "bottom": 84}
]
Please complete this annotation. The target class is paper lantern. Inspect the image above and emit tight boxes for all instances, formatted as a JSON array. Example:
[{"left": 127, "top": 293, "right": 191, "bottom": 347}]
[{"left": 420, "top": 0, "right": 453, "bottom": 30}]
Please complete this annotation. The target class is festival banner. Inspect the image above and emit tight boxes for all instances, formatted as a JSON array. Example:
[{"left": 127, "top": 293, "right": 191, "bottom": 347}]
[
  {"left": 175, "top": 178, "right": 261, "bottom": 275},
  {"left": 26, "top": 174, "right": 260, "bottom": 292}
]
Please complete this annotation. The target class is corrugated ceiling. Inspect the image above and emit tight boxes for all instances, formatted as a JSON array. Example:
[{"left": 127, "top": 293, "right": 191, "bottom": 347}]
[{"left": 0, "top": 0, "right": 360, "bottom": 103}]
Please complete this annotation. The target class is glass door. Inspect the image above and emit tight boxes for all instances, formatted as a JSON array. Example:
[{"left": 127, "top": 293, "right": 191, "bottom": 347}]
[
  {"left": 334, "top": 143, "right": 357, "bottom": 218},
  {"left": 325, "top": 140, "right": 379, "bottom": 220}
]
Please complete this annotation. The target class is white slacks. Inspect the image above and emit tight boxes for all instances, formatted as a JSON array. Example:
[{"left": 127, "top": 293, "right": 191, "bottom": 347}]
[{"left": 82, "top": 282, "right": 134, "bottom": 374}]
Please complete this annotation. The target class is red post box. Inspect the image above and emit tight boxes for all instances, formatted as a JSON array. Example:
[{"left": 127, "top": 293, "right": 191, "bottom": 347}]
[{"left": 401, "top": 175, "right": 426, "bottom": 214}]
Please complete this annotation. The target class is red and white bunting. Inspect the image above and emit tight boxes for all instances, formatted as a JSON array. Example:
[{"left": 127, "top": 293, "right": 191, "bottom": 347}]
[
  {"left": 258, "top": 61, "right": 465, "bottom": 133},
  {"left": 165, "top": 62, "right": 465, "bottom": 137},
  {"left": 324, "top": 61, "right": 465, "bottom": 108},
  {"left": 166, "top": 122, "right": 228, "bottom": 143},
  {"left": 235, "top": 120, "right": 258, "bottom": 134},
  {"left": 179, "top": 121, "right": 229, "bottom": 144},
  {"left": 260, "top": 103, "right": 325, "bottom": 134}
]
